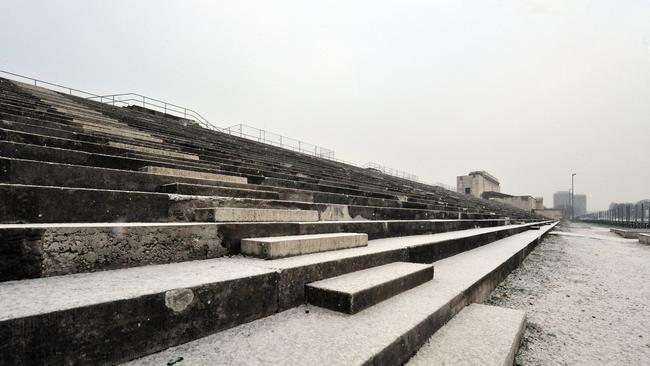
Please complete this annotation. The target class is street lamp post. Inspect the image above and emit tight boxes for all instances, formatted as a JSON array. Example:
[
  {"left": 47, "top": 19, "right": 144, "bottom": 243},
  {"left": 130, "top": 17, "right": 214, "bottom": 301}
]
[{"left": 571, "top": 173, "right": 576, "bottom": 220}]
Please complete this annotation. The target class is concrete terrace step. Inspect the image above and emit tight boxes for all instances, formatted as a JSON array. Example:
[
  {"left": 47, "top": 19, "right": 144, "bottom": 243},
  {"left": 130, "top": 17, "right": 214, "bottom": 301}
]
[
  {"left": 125, "top": 223, "right": 557, "bottom": 366},
  {"left": 108, "top": 141, "right": 199, "bottom": 160},
  {"left": 0, "top": 259, "right": 279, "bottom": 365},
  {"left": 194, "top": 207, "right": 320, "bottom": 222},
  {"left": 142, "top": 166, "right": 247, "bottom": 184},
  {"left": 639, "top": 233, "right": 650, "bottom": 244},
  {"left": 407, "top": 304, "right": 526, "bottom": 366},
  {"left": 241, "top": 233, "right": 368, "bottom": 259},
  {"left": 306, "top": 262, "right": 433, "bottom": 314},
  {"left": 0, "top": 221, "right": 530, "bottom": 281}
]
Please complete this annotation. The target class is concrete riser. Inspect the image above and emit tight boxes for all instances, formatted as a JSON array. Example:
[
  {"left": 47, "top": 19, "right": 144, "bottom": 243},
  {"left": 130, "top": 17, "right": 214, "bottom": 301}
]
[
  {"left": 0, "top": 155, "right": 250, "bottom": 194},
  {"left": 0, "top": 225, "right": 228, "bottom": 281},
  {"left": 368, "top": 233, "right": 546, "bottom": 365},
  {"left": 0, "top": 273, "right": 278, "bottom": 366},
  {"left": 0, "top": 221, "right": 517, "bottom": 281}
]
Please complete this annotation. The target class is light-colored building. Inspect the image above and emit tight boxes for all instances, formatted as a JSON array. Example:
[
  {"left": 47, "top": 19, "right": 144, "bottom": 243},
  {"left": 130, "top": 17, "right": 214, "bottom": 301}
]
[
  {"left": 457, "top": 171, "right": 500, "bottom": 198},
  {"left": 535, "top": 197, "right": 544, "bottom": 210}
]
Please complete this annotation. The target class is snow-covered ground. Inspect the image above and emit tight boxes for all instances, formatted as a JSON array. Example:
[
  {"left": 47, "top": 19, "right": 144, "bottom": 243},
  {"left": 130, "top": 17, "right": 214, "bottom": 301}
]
[{"left": 486, "top": 222, "right": 650, "bottom": 365}]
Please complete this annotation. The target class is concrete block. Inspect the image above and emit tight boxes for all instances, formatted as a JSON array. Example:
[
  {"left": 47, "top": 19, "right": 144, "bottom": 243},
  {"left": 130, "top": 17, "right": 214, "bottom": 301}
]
[
  {"left": 639, "top": 233, "right": 650, "bottom": 244},
  {"left": 194, "top": 207, "right": 320, "bottom": 222},
  {"left": 141, "top": 166, "right": 247, "bottom": 184},
  {"left": 241, "top": 233, "right": 368, "bottom": 259},
  {"left": 306, "top": 262, "right": 433, "bottom": 314},
  {"left": 408, "top": 304, "right": 526, "bottom": 366}
]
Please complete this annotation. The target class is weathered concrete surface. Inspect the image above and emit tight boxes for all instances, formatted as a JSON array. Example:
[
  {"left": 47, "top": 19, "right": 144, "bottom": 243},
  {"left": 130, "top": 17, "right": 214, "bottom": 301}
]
[
  {"left": 639, "top": 233, "right": 650, "bottom": 244},
  {"left": 241, "top": 233, "right": 368, "bottom": 259},
  {"left": 108, "top": 141, "right": 199, "bottom": 160},
  {"left": 0, "top": 156, "right": 248, "bottom": 193},
  {"left": 161, "top": 183, "right": 280, "bottom": 200},
  {"left": 125, "top": 224, "right": 556, "bottom": 366},
  {"left": 306, "top": 262, "right": 433, "bottom": 314},
  {"left": 0, "top": 183, "right": 171, "bottom": 223},
  {"left": 141, "top": 166, "right": 247, "bottom": 184},
  {"left": 0, "top": 259, "right": 278, "bottom": 366},
  {"left": 408, "top": 304, "right": 526, "bottom": 366},
  {"left": 0, "top": 223, "right": 227, "bottom": 281},
  {"left": 195, "top": 207, "right": 320, "bottom": 222},
  {"left": 0, "top": 221, "right": 533, "bottom": 279}
]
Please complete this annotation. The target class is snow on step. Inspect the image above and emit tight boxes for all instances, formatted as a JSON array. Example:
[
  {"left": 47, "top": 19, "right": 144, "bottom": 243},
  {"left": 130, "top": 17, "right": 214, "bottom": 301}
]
[
  {"left": 407, "top": 304, "right": 526, "bottom": 366},
  {"left": 141, "top": 166, "right": 247, "bottom": 184},
  {"left": 306, "top": 262, "right": 433, "bottom": 314},
  {"left": 124, "top": 223, "right": 556, "bottom": 366},
  {"left": 241, "top": 233, "right": 368, "bottom": 259},
  {"left": 194, "top": 207, "right": 320, "bottom": 222}
]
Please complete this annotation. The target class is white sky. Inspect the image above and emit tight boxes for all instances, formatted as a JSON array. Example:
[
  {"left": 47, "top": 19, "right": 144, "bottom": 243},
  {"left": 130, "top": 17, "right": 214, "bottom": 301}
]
[{"left": 1, "top": 0, "right": 649, "bottom": 211}]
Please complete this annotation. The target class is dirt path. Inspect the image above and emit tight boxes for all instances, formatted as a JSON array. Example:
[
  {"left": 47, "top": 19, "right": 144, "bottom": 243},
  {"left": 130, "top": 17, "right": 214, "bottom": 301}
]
[{"left": 486, "top": 222, "right": 650, "bottom": 365}]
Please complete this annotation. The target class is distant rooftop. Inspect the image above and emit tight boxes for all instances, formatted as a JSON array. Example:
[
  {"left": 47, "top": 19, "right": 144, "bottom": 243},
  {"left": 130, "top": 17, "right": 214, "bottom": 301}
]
[{"left": 468, "top": 171, "right": 500, "bottom": 184}]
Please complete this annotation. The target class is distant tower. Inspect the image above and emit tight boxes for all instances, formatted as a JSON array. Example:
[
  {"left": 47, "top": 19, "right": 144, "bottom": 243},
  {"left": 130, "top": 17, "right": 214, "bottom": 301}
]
[{"left": 457, "top": 171, "right": 500, "bottom": 198}]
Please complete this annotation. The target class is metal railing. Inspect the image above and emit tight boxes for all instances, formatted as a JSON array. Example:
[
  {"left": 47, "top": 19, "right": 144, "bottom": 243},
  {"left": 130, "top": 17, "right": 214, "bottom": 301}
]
[
  {"left": 0, "top": 69, "right": 453, "bottom": 189},
  {"left": 0, "top": 69, "right": 101, "bottom": 98},
  {"left": 363, "top": 162, "right": 420, "bottom": 182},
  {"left": 0, "top": 70, "right": 221, "bottom": 131},
  {"left": 578, "top": 200, "right": 650, "bottom": 228},
  {"left": 224, "top": 123, "right": 335, "bottom": 159},
  {"left": 87, "top": 93, "right": 221, "bottom": 131}
]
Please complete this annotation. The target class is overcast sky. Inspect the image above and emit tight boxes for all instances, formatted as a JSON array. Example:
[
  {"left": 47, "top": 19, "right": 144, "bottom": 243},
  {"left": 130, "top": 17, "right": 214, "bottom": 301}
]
[{"left": 1, "top": 0, "right": 648, "bottom": 211}]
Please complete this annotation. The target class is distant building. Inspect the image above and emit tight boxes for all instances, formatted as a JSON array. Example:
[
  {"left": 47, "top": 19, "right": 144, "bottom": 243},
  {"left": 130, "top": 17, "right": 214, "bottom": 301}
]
[
  {"left": 457, "top": 171, "right": 500, "bottom": 198},
  {"left": 534, "top": 197, "right": 545, "bottom": 210},
  {"left": 553, "top": 191, "right": 587, "bottom": 218}
]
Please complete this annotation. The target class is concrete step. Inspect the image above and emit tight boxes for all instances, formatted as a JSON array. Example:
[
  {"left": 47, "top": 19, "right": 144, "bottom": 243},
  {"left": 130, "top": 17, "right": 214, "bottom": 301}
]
[
  {"left": 163, "top": 184, "right": 280, "bottom": 200},
  {"left": 241, "top": 233, "right": 368, "bottom": 259},
  {"left": 407, "top": 304, "right": 526, "bottom": 366},
  {"left": 0, "top": 258, "right": 279, "bottom": 365},
  {"left": 639, "top": 233, "right": 650, "bottom": 244},
  {"left": 306, "top": 262, "right": 433, "bottom": 314},
  {"left": 194, "top": 207, "right": 320, "bottom": 222},
  {"left": 0, "top": 224, "right": 552, "bottom": 365},
  {"left": 0, "top": 156, "right": 246, "bottom": 195},
  {"left": 124, "top": 223, "right": 557, "bottom": 366},
  {"left": 0, "top": 221, "right": 536, "bottom": 283},
  {"left": 108, "top": 141, "right": 199, "bottom": 161},
  {"left": 142, "top": 166, "right": 247, "bottom": 184}
]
